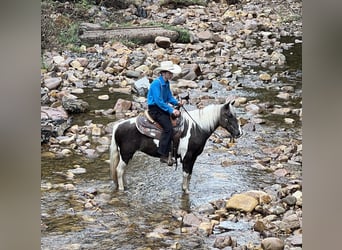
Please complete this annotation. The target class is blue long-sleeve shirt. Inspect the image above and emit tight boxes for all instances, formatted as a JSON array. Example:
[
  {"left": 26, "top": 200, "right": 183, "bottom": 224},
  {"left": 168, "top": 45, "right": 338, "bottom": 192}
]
[{"left": 147, "top": 76, "right": 179, "bottom": 114}]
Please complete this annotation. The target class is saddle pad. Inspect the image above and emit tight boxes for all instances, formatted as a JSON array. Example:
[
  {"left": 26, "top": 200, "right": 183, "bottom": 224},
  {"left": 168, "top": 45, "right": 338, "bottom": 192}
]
[
  {"left": 136, "top": 114, "right": 162, "bottom": 139},
  {"left": 136, "top": 112, "right": 185, "bottom": 140}
]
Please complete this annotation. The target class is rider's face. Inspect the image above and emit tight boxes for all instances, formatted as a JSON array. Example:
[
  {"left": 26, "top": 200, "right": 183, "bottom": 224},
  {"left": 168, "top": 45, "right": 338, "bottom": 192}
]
[{"left": 162, "top": 71, "right": 174, "bottom": 81}]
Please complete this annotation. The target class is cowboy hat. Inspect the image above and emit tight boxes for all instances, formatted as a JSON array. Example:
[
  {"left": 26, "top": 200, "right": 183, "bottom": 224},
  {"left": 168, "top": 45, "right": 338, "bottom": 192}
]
[{"left": 154, "top": 61, "right": 182, "bottom": 74}]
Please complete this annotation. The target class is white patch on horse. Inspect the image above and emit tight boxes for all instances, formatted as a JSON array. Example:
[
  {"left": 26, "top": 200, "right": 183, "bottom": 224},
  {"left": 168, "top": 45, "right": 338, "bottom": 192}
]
[
  {"left": 153, "top": 139, "right": 159, "bottom": 147},
  {"left": 178, "top": 122, "right": 193, "bottom": 159}
]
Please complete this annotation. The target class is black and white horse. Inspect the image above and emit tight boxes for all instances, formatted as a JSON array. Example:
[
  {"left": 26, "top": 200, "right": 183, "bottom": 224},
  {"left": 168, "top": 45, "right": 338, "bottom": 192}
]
[{"left": 109, "top": 101, "right": 242, "bottom": 194}]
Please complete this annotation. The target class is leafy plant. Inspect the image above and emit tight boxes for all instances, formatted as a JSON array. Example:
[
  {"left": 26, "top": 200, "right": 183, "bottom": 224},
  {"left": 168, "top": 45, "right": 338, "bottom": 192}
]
[{"left": 58, "top": 23, "right": 80, "bottom": 46}]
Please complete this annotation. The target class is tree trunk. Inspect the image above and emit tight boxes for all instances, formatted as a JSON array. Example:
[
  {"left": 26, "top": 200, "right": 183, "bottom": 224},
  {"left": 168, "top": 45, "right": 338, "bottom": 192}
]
[{"left": 79, "top": 23, "right": 179, "bottom": 45}]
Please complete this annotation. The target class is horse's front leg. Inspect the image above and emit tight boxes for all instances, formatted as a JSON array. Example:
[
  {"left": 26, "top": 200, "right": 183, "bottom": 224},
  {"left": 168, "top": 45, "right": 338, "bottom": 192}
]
[
  {"left": 116, "top": 160, "right": 127, "bottom": 191},
  {"left": 182, "top": 171, "right": 192, "bottom": 194}
]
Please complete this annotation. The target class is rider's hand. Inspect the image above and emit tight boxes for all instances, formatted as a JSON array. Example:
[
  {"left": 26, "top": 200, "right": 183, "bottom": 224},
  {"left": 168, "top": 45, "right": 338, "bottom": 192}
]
[
  {"left": 173, "top": 109, "right": 180, "bottom": 117},
  {"left": 178, "top": 99, "right": 186, "bottom": 107}
]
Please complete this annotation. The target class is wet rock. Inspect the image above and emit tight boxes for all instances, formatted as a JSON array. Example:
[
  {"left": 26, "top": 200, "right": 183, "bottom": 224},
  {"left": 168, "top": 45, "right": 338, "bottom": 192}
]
[
  {"left": 98, "top": 94, "right": 109, "bottom": 100},
  {"left": 226, "top": 193, "right": 258, "bottom": 212},
  {"left": 253, "top": 220, "right": 265, "bottom": 232},
  {"left": 183, "top": 213, "right": 201, "bottom": 227},
  {"left": 273, "top": 168, "right": 288, "bottom": 177},
  {"left": 244, "top": 190, "right": 272, "bottom": 205},
  {"left": 41, "top": 106, "right": 71, "bottom": 143},
  {"left": 62, "top": 95, "right": 89, "bottom": 113},
  {"left": 198, "top": 221, "right": 213, "bottom": 236},
  {"left": 277, "top": 92, "right": 290, "bottom": 100},
  {"left": 284, "top": 118, "right": 295, "bottom": 124},
  {"left": 287, "top": 234, "right": 302, "bottom": 247},
  {"left": 69, "top": 167, "right": 86, "bottom": 174},
  {"left": 261, "top": 237, "right": 284, "bottom": 250},
  {"left": 64, "top": 183, "right": 75, "bottom": 191},
  {"left": 114, "top": 98, "right": 132, "bottom": 113},
  {"left": 282, "top": 213, "right": 301, "bottom": 231},
  {"left": 259, "top": 73, "right": 271, "bottom": 81},
  {"left": 43, "top": 77, "right": 62, "bottom": 90},
  {"left": 245, "top": 103, "right": 262, "bottom": 115},
  {"left": 213, "top": 235, "right": 233, "bottom": 249}
]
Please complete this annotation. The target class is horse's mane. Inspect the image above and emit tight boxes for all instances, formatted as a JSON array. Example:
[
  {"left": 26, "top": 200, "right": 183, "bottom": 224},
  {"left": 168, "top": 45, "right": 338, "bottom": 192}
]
[{"left": 185, "top": 104, "right": 223, "bottom": 131}]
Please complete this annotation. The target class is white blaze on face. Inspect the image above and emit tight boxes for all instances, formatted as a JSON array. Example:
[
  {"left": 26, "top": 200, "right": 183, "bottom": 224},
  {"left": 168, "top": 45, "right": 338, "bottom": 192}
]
[{"left": 153, "top": 139, "right": 159, "bottom": 147}]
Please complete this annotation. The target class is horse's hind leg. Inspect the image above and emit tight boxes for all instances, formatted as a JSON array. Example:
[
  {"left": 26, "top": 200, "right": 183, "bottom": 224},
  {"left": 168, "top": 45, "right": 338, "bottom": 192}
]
[{"left": 116, "top": 160, "right": 127, "bottom": 191}]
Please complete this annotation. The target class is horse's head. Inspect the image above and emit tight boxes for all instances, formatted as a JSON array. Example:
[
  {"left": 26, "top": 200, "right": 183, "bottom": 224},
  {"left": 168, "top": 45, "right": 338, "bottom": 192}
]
[{"left": 219, "top": 101, "right": 242, "bottom": 139}]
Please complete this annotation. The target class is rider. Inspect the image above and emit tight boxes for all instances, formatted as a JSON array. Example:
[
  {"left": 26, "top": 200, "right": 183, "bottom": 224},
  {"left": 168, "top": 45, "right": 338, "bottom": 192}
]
[{"left": 147, "top": 61, "right": 182, "bottom": 165}]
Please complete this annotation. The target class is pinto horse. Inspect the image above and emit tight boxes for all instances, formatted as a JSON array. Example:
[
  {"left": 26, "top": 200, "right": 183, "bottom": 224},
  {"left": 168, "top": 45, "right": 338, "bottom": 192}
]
[{"left": 109, "top": 101, "right": 242, "bottom": 194}]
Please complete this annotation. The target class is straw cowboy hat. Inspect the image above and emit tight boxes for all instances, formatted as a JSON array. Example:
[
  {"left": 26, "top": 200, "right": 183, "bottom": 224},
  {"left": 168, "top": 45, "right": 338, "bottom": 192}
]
[{"left": 154, "top": 61, "right": 182, "bottom": 74}]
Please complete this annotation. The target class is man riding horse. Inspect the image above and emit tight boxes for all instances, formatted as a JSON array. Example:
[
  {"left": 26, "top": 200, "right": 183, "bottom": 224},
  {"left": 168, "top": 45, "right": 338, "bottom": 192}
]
[{"left": 146, "top": 61, "right": 184, "bottom": 165}]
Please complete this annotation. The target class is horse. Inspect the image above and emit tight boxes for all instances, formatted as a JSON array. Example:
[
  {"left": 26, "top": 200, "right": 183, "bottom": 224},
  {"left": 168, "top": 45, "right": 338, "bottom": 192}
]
[{"left": 109, "top": 100, "right": 242, "bottom": 194}]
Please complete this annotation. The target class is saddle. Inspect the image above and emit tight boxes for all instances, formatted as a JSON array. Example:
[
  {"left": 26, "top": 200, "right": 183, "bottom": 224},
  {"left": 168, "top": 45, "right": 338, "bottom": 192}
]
[{"left": 136, "top": 110, "right": 184, "bottom": 141}]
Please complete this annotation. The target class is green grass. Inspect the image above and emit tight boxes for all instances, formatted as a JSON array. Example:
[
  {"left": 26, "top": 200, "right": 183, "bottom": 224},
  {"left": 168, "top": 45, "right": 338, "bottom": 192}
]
[{"left": 58, "top": 23, "right": 80, "bottom": 47}]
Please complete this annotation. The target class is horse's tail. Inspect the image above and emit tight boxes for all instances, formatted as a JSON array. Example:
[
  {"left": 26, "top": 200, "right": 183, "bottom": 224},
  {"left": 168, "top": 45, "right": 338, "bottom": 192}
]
[{"left": 109, "top": 123, "right": 120, "bottom": 187}]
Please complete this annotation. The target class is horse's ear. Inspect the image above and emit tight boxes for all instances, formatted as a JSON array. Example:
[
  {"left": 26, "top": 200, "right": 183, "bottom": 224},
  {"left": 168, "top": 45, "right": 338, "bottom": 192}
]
[{"left": 224, "top": 100, "right": 235, "bottom": 109}]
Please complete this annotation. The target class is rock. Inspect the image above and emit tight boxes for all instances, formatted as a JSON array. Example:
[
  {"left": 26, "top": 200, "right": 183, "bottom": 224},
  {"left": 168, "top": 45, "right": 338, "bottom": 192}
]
[
  {"left": 62, "top": 96, "right": 89, "bottom": 113},
  {"left": 213, "top": 235, "right": 232, "bottom": 249},
  {"left": 114, "top": 98, "right": 132, "bottom": 112},
  {"left": 98, "top": 95, "right": 109, "bottom": 100},
  {"left": 245, "top": 103, "right": 262, "bottom": 115},
  {"left": 155, "top": 36, "right": 172, "bottom": 48},
  {"left": 277, "top": 92, "right": 290, "bottom": 100},
  {"left": 282, "top": 195, "right": 297, "bottom": 206},
  {"left": 245, "top": 190, "right": 272, "bottom": 205},
  {"left": 133, "top": 76, "right": 150, "bottom": 96},
  {"left": 43, "top": 77, "right": 62, "bottom": 90},
  {"left": 69, "top": 167, "right": 86, "bottom": 174},
  {"left": 41, "top": 106, "right": 70, "bottom": 143},
  {"left": 175, "top": 79, "right": 198, "bottom": 88},
  {"left": 272, "top": 108, "right": 291, "bottom": 115},
  {"left": 91, "top": 126, "right": 102, "bottom": 136},
  {"left": 226, "top": 193, "right": 258, "bottom": 212},
  {"left": 282, "top": 213, "right": 301, "bottom": 230},
  {"left": 198, "top": 221, "right": 213, "bottom": 236},
  {"left": 292, "top": 191, "right": 302, "bottom": 206},
  {"left": 64, "top": 184, "right": 75, "bottom": 191},
  {"left": 261, "top": 237, "right": 284, "bottom": 250},
  {"left": 284, "top": 118, "right": 295, "bottom": 124},
  {"left": 182, "top": 213, "right": 201, "bottom": 227},
  {"left": 288, "top": 234, "right": 302, "bottom": 246},
  {"left": 259, "top": 73, "right": 271, "bottom": 81}
]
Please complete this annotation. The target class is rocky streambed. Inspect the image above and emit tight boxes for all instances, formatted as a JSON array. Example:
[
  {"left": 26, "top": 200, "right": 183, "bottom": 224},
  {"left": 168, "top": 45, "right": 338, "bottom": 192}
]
[{"left": 41, "top": 0, "right": 302, "bottom": 249}]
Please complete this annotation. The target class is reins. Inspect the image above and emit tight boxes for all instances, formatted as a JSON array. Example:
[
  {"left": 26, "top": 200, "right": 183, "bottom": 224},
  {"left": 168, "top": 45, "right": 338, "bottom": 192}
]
[{"left": 180, "top": 105, "right": 203, "bottom": 130}]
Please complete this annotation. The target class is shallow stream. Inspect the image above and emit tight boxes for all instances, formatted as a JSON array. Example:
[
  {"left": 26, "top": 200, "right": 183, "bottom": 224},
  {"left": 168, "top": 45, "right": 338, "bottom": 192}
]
[{"left": 41, "top": 38, "right": 302, "bottom": 249}]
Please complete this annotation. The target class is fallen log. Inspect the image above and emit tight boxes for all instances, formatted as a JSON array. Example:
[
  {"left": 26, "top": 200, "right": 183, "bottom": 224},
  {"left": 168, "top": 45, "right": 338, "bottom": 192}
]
[{"left": 79, "top": 23, "right": 180, "bottom": 45}]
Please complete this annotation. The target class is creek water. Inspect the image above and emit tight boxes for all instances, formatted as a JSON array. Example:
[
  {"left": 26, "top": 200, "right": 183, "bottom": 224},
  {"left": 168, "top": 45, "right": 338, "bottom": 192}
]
[{"left": 41, "top": 38, "right": 302, "bottom": 249}]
